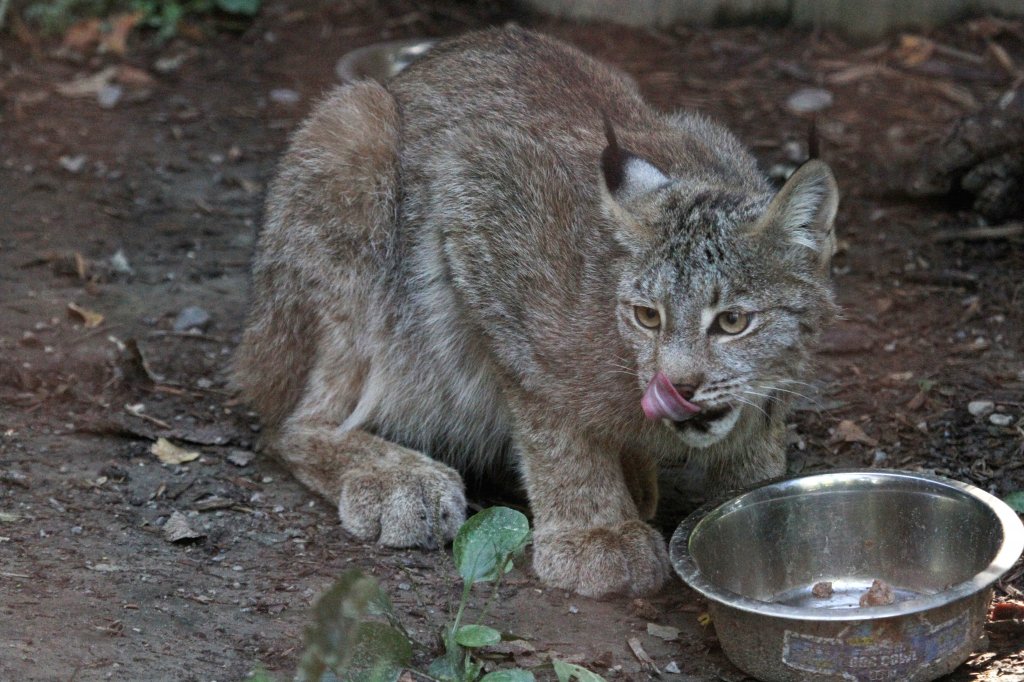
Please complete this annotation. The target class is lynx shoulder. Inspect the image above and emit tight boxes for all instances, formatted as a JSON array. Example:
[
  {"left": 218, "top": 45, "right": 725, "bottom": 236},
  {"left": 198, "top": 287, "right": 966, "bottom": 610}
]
[{"left": 234, "top": 26, "right": 838, "bottom": 597}]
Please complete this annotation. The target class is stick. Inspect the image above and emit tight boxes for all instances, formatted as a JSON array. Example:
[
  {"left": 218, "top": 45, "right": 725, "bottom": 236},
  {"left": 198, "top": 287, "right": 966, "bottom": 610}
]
[{"left": 930, "top": 223, "right": 1023, "bottom": 243}]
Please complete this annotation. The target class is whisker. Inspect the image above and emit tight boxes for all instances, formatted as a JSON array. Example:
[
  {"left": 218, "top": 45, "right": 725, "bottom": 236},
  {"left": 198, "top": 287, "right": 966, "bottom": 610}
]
[
  {"left": 726, "top": 392, "right": 769, "bottom": 418},
  {"left": 743, "top": 389, "right": 787, "bottom": 405},
  {"left": 760, "top": 384, "right": 824, "bottom": 408}
]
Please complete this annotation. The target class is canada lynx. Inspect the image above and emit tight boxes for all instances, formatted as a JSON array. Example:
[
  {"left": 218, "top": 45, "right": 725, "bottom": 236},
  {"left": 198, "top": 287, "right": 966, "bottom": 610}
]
[{"left": 234, "top": 27, "right": 838, "bottom": 597}]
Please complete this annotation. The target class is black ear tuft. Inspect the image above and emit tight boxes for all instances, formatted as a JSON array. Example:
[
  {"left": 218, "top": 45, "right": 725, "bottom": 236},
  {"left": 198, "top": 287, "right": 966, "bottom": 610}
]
[
  {"left": 599, "top": 113, "right": 670, "bottom": 202},
  {"left": 601, "top": 112, "right": 625, "bottom": 194}
]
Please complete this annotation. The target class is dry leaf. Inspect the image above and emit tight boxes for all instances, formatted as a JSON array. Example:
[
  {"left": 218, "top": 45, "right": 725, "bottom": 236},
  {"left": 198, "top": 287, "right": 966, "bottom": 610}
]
[
  {"left": 151, "top": 437, "right": 199, "bottom": 465},
  {"left": 56, "top": 66, "right": 118, "bottom": 98},
  {"left": 896, "top": 34, "right": 935, "bottom": 67},
  {"left": 646, "top": 622, "right": 680, "bottom": 641},
  {"left": 835, "top": 419, "right": 879, "bottom": 447},
  {"left": 115, "top": 65, "right": 155, "bottom": 88},
  {"left": 100, "top": 13, "right": 142, "bottom": 56},
  {"left": 62, "top": 18, "right": 102, "bottom": 51},
  {"left": 67, "top": 302, "right": 104, "bottom": 328},
  {"left": 163, "top": 510, "right": 204, "bottom": 542}
]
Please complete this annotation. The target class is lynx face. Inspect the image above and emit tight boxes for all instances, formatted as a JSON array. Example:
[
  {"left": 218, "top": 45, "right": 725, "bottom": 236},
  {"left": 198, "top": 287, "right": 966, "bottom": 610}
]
[{"left": 602, "top": 121, "right": 839, "bottom": 448}]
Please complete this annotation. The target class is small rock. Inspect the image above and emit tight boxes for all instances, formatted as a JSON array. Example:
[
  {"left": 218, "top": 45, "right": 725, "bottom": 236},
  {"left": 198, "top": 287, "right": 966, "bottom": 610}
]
[
  {"left": 786, "top": 87, "right": 834, "bottom": 114},
  {"left": 163, "top": 511, "right": 204, "bottom": 543},
  {"left": 227, "top": 449, "right": 255, "bottom": 467},
  {"left": 154, "top": 54, "right": 187, "bottom": 74},
  {"left": 568, "top": 604, "right": 579, "bottom": 614},
  {"left": 0, "top": 470, "right": 31, "bottom": 488},
  {"left": 871, "top": 450, "right": 888, "bottom": 467},
  {"left": 59, "top": 154, "right": 87, "bottom": 173},
  {"left": 269, "top": 88, "right": 300, "bottom": 105},
  {"left": 968, "top": 400, "right": 995, "bottom": 418},
  {"left": 97, "top": 84, "right": 123, "bottom": 109},
  {"left": 646, "top": 622, "right": 680, "bottom": 641},
  {"left": 781, "top": 140, "right": 806, "bottom": 163},
  {"left": 990, "top": 413, "right": 1014, "bottom": 427},
  {"left": 397, "top": 582, "right": 411, "bottom": 591},
  {"left": 173, "top": 306, "right": 211, "bottom": 332},
  {"left": 664, "top": 661, "right": 681, "bottom": 674},
  {"left": 109, "top": 249, "right": 133, "bottom": 275}
]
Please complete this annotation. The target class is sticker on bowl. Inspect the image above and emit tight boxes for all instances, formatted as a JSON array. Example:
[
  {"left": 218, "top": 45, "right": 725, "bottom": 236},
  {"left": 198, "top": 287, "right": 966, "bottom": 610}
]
[{"left": 782, "top": 612, "right": 970, "bottom": 681}]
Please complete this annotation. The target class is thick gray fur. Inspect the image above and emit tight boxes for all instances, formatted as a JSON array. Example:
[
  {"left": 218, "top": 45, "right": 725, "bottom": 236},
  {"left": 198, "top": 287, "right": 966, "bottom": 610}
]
[{"left": 234, "top": 27, "right": 839, "bottom": 597}]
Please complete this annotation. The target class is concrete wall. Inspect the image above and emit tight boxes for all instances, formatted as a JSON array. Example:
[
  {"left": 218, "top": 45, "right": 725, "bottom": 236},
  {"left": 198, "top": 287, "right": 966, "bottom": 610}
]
[{"left": 523, "top": 0, "right": 1024, "bottom": 39}]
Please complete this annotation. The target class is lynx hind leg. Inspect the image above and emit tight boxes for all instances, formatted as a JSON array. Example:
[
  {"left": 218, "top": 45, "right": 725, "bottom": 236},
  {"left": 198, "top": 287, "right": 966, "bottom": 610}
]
[
  {"left": 234, "top": 80, "right": 401, "bottom": 428},
  {"left": 275, "top": 421, "right": 467, "bottom": 549},
  {"left": 236, "top": 82, "right": 465, "bottom": 547}
]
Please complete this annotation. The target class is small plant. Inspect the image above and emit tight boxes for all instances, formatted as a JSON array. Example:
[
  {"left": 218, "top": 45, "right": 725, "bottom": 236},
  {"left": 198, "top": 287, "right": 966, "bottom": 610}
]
[{"left": 279, "top": 507, "right": 609, "bottom": 682}]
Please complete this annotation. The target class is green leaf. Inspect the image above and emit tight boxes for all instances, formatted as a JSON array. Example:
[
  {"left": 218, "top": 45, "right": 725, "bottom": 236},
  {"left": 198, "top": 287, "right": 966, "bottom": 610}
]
[
  {"left": 346, "top": 622, "right": 412, "bottom": 682},
  {"left": 479, "top": 670, "right": 536, "bottom": 682},
  {"left": 215, "top": 0, "right": 261, "bottom": 15},
  {"left": 453, "top": 507, "right": 531, "bottom": 583},
  {"left": 1004, "top": 491, "right": 1024, "bottom": 513},
  {"left": 298, "top": 570, "right": 386, "bottom": 679},
  {"left": 553, "top": 661, "right": 608, "bottom": 682},
  {"left": 454, "top": 624, "right": 502, "bottom": 648},
  {"left": 428, "top": 653, "right": 461, "bottom": 682}
]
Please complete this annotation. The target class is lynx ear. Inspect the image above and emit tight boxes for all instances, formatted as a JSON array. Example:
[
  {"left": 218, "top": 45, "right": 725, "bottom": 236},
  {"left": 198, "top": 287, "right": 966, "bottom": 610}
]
[
  {"left": 753, "top": 159, "right": 838, "bottom": 272},
  {"left": 600, "top": 115, "right": 669, "bottom": 203},
  {"left": 600, "top": 114, "right": 670, "bottom": 247}
]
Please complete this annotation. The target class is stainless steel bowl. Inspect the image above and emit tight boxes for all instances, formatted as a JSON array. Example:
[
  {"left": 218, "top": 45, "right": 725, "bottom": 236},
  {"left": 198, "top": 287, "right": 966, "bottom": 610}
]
[
  {"left": 335, "top": 39, "right": 436, "bottom": 84},
  {"left": 670, "top": 470, "right": 1024, "bottom": 682}
]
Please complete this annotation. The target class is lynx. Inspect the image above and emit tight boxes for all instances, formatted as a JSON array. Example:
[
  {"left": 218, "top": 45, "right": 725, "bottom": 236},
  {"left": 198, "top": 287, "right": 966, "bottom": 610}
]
[{"left": 234, "top": 27, "right": 839, "bottom": 597}]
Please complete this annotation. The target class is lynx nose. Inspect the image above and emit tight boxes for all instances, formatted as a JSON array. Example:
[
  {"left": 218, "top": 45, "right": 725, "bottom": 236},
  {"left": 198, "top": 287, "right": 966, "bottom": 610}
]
[
  {"left": 672, "top": 375, "right": 703, "bottom": 400},
  {"left": 673, "top": 383, "right": 698, "bottom": 400}
]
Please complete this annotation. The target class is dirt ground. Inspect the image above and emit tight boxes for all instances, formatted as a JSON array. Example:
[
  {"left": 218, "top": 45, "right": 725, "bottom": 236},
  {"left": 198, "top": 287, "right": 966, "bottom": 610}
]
[{"left": 2, "top": 1, "right": 1023, "bottom": 680}]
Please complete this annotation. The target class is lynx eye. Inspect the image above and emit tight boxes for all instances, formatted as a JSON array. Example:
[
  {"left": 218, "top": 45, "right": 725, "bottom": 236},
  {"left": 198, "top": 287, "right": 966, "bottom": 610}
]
[
  {"left": 713, "top": 311, "right": 750, "bottom": 335},
  {"left": 634, "top": 305, "right": 661, "bottom": 330}
]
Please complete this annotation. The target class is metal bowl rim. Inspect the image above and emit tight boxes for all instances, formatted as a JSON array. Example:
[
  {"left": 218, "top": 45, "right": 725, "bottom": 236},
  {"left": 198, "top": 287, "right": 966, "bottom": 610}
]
[{"left": 670, "top": 468, "right": 1024, "bottom": 622}]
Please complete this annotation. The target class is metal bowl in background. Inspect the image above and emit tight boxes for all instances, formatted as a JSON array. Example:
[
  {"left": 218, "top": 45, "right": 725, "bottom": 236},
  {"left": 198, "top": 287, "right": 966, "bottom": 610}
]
[
  {"left": 335, "top": 39, "right": 436, "bottom": 84},
  {"left": 670, "top": 470, "right": 1024, "bottom": 682}
]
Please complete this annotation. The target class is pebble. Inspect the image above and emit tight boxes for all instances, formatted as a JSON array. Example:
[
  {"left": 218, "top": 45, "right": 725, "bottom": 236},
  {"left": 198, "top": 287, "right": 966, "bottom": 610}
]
[
  {"left": 227, "top": 449, "right": 255, "bottom": 467},
  {"left": 786, "top": 87, "right": 833, "bottom": 114},
  {"left": 664, "top": 661, "right": 681, "bottom": 674},
  {"left": 154, "top": 54, "right": 186, "bottom": 74},
  {"left": 109, "top": 249, "right": 134, "bottom": 275},
  {"left": 871, "top": 450, "right": 888, "bottom": 467},
  {"left": 968, "top": 400, "right": 995, "bottom": 417},
  {"left": 173, "top": 305, "right": 211, "bottom": 332},
  {"left": 97, "top": 84, "right": 123, "bottom": 108},
  {"left": 989, "top": 413, "right": 1014, "bottom": 427},
  {"left": 59, "top": 154, "right": 87, "bottom": 173}
]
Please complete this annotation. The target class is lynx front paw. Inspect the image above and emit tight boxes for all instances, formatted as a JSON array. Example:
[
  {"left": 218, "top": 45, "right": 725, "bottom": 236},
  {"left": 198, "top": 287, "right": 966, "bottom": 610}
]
[
  {"left": 532, "top": 520, "right": 671, "bottom": 597},
  {"left": 338, "top": 459, "right": 466, "bottom": 549}
]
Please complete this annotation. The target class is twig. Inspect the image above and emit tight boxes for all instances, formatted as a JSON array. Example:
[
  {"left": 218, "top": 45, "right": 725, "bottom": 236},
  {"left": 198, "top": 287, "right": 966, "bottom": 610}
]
[
  {"left": 931, "top": 223, "right": 1023, "bottom": 243},
  {"left": 124, "top": 406, "right": 172, "bottom": 430},
  {"left": 147, "top": 330, "right": 229, "bottom": 343}
]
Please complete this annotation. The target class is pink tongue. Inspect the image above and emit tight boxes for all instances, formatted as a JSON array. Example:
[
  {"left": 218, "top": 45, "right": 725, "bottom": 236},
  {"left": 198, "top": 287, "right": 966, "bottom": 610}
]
[{"left": 641, "top": 371, "right": 701, "bottom": 421}]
